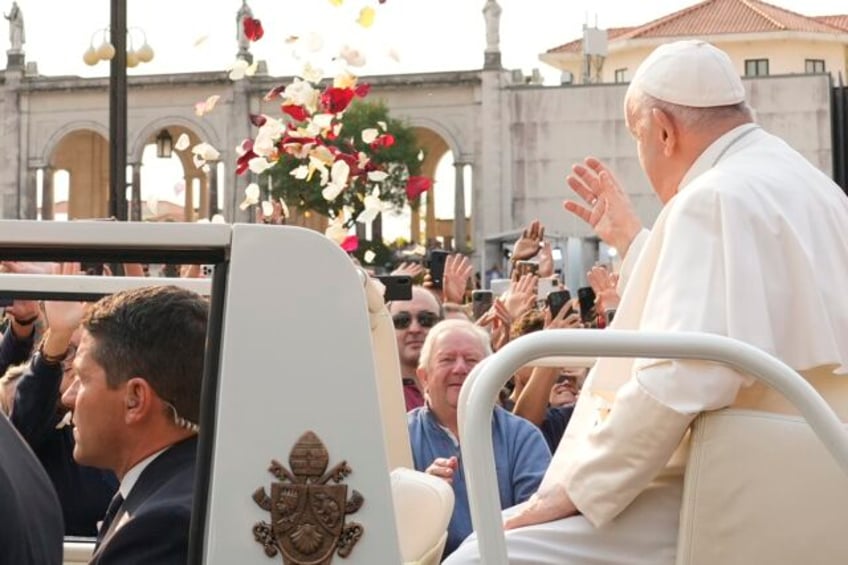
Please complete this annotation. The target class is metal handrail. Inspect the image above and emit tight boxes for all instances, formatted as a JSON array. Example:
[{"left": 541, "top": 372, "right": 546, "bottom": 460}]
[{"left": 458, "top": 329, "right": 848, "bottom": 565}]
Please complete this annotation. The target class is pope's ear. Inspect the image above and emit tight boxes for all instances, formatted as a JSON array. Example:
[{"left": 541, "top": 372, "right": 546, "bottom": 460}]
[{"left": 651, "top": 107, "right": 677, "bottom": 154}]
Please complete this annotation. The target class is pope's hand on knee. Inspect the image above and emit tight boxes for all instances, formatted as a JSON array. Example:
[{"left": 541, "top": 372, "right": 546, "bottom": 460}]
[{"left": 503, "top": 485, "right": 577, "bottom": 530}]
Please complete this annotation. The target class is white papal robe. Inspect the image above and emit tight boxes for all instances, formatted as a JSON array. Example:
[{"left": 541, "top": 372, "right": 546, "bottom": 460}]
[{"left": 446, "top": 123, "right": 848, "bottom": 564}]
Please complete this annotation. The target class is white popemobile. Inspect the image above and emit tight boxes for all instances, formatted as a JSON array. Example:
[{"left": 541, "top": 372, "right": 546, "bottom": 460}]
[{"left": 0, "top": 220, "right": 844, "bottom": 565}]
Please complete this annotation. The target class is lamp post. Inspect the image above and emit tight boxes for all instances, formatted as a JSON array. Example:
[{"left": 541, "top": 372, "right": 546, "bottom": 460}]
[{"left": 83, "top": 1, "right": 154, "bottom": 220}]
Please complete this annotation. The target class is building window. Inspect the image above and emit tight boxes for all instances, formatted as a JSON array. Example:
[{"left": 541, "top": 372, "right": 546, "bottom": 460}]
[
  {"left": 805, "top": 59, "right": 826, "bottom": 74},
  {"left": 744, "top": 59, "right": 769, "bottom": 77},
  {"left": 614, "top": 68, "right": 627, "bottom": 83}
]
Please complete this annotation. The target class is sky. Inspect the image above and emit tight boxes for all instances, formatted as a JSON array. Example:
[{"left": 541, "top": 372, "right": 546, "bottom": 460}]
[{"left": 9, "top": 0, "right": 848, "bottom": 229}]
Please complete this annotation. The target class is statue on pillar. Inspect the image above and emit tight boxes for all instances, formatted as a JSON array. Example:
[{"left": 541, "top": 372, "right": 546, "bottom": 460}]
[
  {"left": 482, "top": 0, "right": 502, "bottom": 69},
  {"left": 4, "top": 1, "right": 24, "bottom": 53},
  {"left": 236, "top": 0, "right": 253, "bottom": 63},
  {"left": 483, "top": 0, "right": 501, "bottom": 53}
]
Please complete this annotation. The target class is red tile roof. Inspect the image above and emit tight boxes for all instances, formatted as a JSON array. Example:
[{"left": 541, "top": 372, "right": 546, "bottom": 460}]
[{"left": 546, "top": 0, "right": 848, "bottom": 55}]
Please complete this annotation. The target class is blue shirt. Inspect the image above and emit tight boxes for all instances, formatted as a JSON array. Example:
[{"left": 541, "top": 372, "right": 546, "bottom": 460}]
[{"left": 407, "top": 405, "right": 551, "bottom": 558}]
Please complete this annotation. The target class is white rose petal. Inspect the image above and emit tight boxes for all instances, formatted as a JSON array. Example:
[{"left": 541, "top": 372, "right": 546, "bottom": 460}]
[
  {"left": 364, "top": 250, "right": 376, "bottom": 264},
  {"left": 322, "top": 182, "right": 344, "bottom": 201},
  {"left": 228, "top": 58, "right": 249, "bottom": 81},
  {"left": 339, "top": 45, "right": 366, "bottom": 67},
  {"left": 361, "top": 128, "right": 379, "bottom": 144},
  {"left": 367, "top": 170, "right": 389, "bottom": 182},
  {"left": 260, "top": 201, "right": 274, "bottom": 217},
  {"left": 330, "top": 159, "right": 350, "bottom": 188},
  {"left": 377, "top": 121, "right": 387, "bottom": 131},
  {"left": 312, "top": 113, "right": 333, "bottom": 130},
  {"left": 174, "top": 133, "right": 190, "bottom": 151},
  {"left": 248, "top": 157, "right": 273, "bottom": 174},
  {"left": 301, "top": 62, "right": 323, "bottom": 84},
  {"left": 290, "top": 165, "right": 309, "bottom": 180},
  {"left": 239, "top": 182, "right": 260, "bottom": 210},
  {"left": 211, "top": 214, "right": 225, "bottom": 224}
]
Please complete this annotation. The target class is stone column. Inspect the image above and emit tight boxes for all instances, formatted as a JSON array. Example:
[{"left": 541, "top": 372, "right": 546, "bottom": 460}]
[
  {"left": 184, "top": 176, "right": 196, "bottom": 221},
  {"left": 198, "top": 173, "right": 209, "bottom": 219},
  {"left": 129, "top": 162, "right": 141, "bottom": 221},
  {"left": 453, "top": 162, "right": 467, "bottom": 252},
  {"left": 22, "top": 166, "right": 36, "bottom": 219},
  {"left": 425, "top": 191, "right": 436, "bottom": 245},
  {"left": 41, "top": 166, "right": 54, "bottom": 220},
  {"left": 207, "top": 162, "right": 219, "bottom": 218},
  {"left": 410, "top": 199, "right": 421, "bottom": 244}
]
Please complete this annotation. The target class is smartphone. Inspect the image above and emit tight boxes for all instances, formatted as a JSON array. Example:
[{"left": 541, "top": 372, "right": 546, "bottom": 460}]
[
  {"left": 428, "top": 250, "right": 450, "bottom": 289},
  {"left": 471, "top": 290, "right": 494, "bottom": 320},
  {"left": 546, "top": 289, "right": 572, "bottom": 318},
  {"left": 376, "top": 275, "right": 413, "bottom": 302},
  {"left": 515, "top": 260, "right": 539, "bottom": 278},
  {"left": 577, "top": 286, "right": 597, "bottom": 324}
]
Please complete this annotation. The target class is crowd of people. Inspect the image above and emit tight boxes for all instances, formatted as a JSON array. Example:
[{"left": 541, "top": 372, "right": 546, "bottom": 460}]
[{"left": 1, "top": 39, "right": 847, "bottom": 565}]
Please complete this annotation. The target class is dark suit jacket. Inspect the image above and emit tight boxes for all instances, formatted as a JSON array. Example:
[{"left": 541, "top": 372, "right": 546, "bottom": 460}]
[
  {"left": 91, "top": 436, "right": 198, "bottom": 565},
  {"left": 0, "top": 412, "right": 63, "bottom": 565}
]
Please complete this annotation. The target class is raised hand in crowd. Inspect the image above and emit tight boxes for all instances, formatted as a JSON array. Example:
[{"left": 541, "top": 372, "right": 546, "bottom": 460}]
[
  {"left": 391, "top": 261, "right": 425, "bottom": 279},
  {"left": 511, "top": 220, "right": 544, "bottom": 263},
  {"left": 476, "top": 299, "right": 511, "bottom": 351},
  {"left": 40, "top": 263, "right": 86, "bottom": 361},
  {"left": 565, "top": 157, "right": 643, "bottom": 257},
  {"left": 180, "top": 264, "right": 202, "bottom": 278},
  {"left": 442, "top": 254, "right": 473, "bottom": 305},
  {"left": 1, "top": 261, "right": 57, "bottom": 275},
  {"left": 502, "top": 273, "right": 537, "bottom": 322},
  {"left": 537, "top": 241, "right": 555, "bottom": 278},
  {"left": 587, "top": 265, "right": 620, "bottom": 315}
]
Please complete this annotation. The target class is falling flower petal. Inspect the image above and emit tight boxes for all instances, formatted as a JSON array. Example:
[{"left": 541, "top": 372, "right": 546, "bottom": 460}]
[
  {"left": 243, "top": 17, "right": 264, "bottom": 42},
  {"left": 229, "top": 58, "right": 250, "bottom": 81},
  {"left": 367, "top": 170, "right": 388, "bottom": 182},
  {"left": 357, "top": 7, "right": 376, "bottom": 28},
  {"left": 387, "top": 48, "right": 401, "bottom": 62},
  {"left": 248, "top": 156, "right": 273, "bottom": 174},
  {"left": 325, "top": 215, "right": 348, "bottom": 244},
  {"left": 290, "top": 165, "right": 309, "bottom": 180},
  {"left": 356, "top": 189, "right": 384, "bottom": 224},
  {"left": 364, "top": 249, "right": 376, "bottom": 264},
  {"left": 361, "top": 128, "right": 379, "bottom": 144},
  {"left": 312, "top": 113, "right": 334, "bottom": 130},
  {"left": 239, "top": 182, "right": 260, "bottom": 210},
  {"left": 354, "top": 83, "right": 370, "bottom": 97},
  {"left": 193, "top": 35, "right": 209, "bottom": 48},
  {"left": 261, "top": 200, "right": 274, "bottom": 217},
  {"left": 174, "top": 133, "right": 190, "bottom": 151},
  {"left": 321, "top": 87, "right": 355, "bottom": 114},
  {"left": 282, "top": 104, "right": 309, "bottom": 122},
  {"left": 301, "top": 63, "right": 323, "bottom": 84},
  {"left": 406, "top": 176, "right": 432, "bottom": 200},
  {"left": 211, "top": 214, "right": 225, "bottom": 224},
  {"left": 304, "top": 32, "right": 324, "bottom": 53},
  {"left": 279, "top": 198, "right": 290, "bottom": 219},
  {"left": 417, "top": 149, "right": 424, "bottom": 161},
  {"left": 322, "top": 182, "right": 344, "bottom": 201},
  {"left": 339, "top": 45, "right": 366, "bottom": 67},
  {"left": 377, "top": 121, "right": 387, "bottom": 131},
  {"left": 194, "top": 94, "right": 220, "bottom": 117},
  {"left": 341, "top": 235, "right": 359, "bottom": 252},
  {"left": 249, "top": 113, "right": 267, "bottom": 127},
  {"left": 192, "top": 142, "right": 221, "bottom": 168},
  {"left": 246, "top": 60, "right": 259, "bottom": 76}
]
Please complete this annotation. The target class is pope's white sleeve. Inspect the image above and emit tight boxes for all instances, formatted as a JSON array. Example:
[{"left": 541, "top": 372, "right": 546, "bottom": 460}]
[
  {"left": 616, "top": 228, "right": 650, "bottom": 292},
  {"left": 562, "top": 377, "right": 694, "bottom": 527}
]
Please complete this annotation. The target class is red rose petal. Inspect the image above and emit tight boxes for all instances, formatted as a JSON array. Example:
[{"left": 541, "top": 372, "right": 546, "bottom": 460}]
[
  {"left": 405, "top": 176, "right": 432, "bottom": 200},
  {"left": 243, "top": 18, "right": 264, "bottom": 42},
  {"left": 341, "top": 235, "right": 359, "bottom": 253},
  {"left": 282, "top": 104, "right": 309, "bottom": 122}
]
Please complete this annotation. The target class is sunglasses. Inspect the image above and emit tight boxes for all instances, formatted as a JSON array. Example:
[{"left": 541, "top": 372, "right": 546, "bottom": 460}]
[{"left": 392, "top": 311, "right": 441, "bottom": 330}]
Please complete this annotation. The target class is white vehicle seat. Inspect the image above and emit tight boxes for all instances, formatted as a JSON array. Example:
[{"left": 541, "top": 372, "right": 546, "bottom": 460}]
[{"left": 676, "top": 367, "right": 848, "bottom": 565}]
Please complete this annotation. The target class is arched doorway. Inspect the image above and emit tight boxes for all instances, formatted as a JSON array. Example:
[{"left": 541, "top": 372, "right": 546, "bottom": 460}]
[{"left": 48, "top": 129, "right": 109, "bottom": 219}]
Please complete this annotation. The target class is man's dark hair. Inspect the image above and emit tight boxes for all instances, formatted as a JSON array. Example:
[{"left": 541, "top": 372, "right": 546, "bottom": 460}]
[{"left": 83, "top": 285, "right": 208, "bottom": 425}]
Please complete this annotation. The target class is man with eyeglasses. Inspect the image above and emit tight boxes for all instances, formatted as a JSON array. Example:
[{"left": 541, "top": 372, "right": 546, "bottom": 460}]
[{"left": 389, "top": 285, "right": 443, "bottom": 411}]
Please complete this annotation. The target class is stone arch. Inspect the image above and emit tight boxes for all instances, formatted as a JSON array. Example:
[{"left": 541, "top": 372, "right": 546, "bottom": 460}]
[
  {"left": 40, "top": 120, "right": 108, "bottom": 165},
  {"left": 48, "top": 128, "right": 109, "bottom": 219},
  {"left": 406, "top": 122, "right": 467, "bottom": 246},
  {"left": 131, "top": 117, "right": 223, "bottom": 222},
  {"left": 130, "top": 116, "right": 221, "bottom": 163}
]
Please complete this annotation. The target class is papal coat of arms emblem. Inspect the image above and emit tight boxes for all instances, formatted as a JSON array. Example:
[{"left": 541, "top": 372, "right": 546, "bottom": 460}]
[{"left": 252, "top": 431, "right": 364, "bottom": 565}]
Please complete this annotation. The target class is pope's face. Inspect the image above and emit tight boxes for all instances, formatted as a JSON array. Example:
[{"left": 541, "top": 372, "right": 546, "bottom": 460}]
[{"left": 626, "top": 98, "right": 678, "bottom": 204}]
